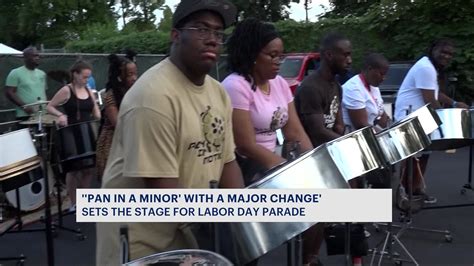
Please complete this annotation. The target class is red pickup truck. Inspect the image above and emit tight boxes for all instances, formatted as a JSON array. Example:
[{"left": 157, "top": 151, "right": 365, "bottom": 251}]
[{"left": 278, "top": 53, "right": 321, "bottom": 95}]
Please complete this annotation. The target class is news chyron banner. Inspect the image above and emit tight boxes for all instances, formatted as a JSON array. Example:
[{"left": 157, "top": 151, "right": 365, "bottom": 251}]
[{"left": 77, "top": 189, "right": 391, "bottom": 222}]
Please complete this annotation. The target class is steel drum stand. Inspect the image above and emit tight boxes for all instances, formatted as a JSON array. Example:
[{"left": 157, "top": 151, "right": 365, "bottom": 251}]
[
  {"left": 0, "top": 115, "right": 56, "bottom": 265},
  {"left": 461, "top": 145, "right": 474, "bottom": 194},
  {"left": 284, "top": 144, "right": 303, "bottom": 266},
  {"left": 370, "top": 161, "right": 419, "bottom": 266},
  {"left": 418, "top": 144, "right": 474, "bottom": 211},
  {"left": 51, "top": 177, "right": 86, "bottom": 240},
  {"left": 46, "top": 123, "right": 86, "bottom": 240},
  {"left": 35, "top": 110, "right": 56, "bottom": 266},
  {"left": 0, "top": 186, "right": 28, "bottom": 265}
]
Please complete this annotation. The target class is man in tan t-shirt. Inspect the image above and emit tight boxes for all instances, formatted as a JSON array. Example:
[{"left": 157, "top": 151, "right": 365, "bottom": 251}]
[{"left": 96, "top": 0, "right": 244, "bottom": 264}]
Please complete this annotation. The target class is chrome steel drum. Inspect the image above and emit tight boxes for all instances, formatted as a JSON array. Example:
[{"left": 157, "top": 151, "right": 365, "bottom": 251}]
[
  {"left": 0, "top": 129, "right": 43, "bottom": 194},
  {"left": 19, "top": 113, "right": 56, "bottom": 127},
  {"left": 402, "top": 104, "right": 441, "bottom": 135},
  {"left": 376, "top": 117, "right": 430, "bottom": 165},
  {"left": 427, "top": 108, "right": 473, "bottom": 150},
  {"left": 56, "top": 120, "right": 99, "bottom": 173},
  {"left": 325, "top": 126, "right": 386, "bottom": 181},
  {"left": 229, "top": 141, "right": 356, "bottom": 264},
  {"left": 125, "top": 249, "right": 233, "bottom": 266}
]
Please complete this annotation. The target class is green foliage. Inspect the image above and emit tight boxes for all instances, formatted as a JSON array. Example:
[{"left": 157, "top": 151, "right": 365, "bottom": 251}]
[
  {"left": 274, "top": 17, "right": 385, "bottom": 70},
  {"left": 119, "top": 0, "right": 164, "bottom": 27},
  {"left": 80, "top": 21, "right": 120, "bottom": 42},
  {"left": 11, "top": 0, "right": 116, "bottom": 48},
  {"left": 233, "top": 0, "right": 299, "bottom": 21},
  {"left": 157, "top": 6, "right": 173, "bottom": 33},
  {"left": 321, "top": 0, "right": 474, "bottom": 102},
  {"left": 122, "top": 18, "right": 157, "bottom": 33},
  {"left": 66, "top": 30, "right": 170, "bottom": 54}
]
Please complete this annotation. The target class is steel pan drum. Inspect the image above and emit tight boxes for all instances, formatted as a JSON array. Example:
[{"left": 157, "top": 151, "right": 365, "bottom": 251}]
[
  {"left": 428, "top": 108, "right": 474, "bottom": 150},
  {"left": 228, "top": 129, "right": 383, "bottom": 263},
  {"left": 0, "top": 129, "right": 43, "bottom": 193},
  {"left": 19, "top": 113, "right": 56, "bottom": 127},
  {"left": 125, "top": 249, "right": 233, "bottom": 266},
  {"left": 376, "top": 117, "right": 431, "bottom": 165},
  {"left": 402, "top": 104, "right": 441, "bottom": 135},
  {"left": 325, "top": 126, "right": 386, "bottom": 181},
  {"left": 56, "top": 120, "right": 99, "bottom": 173}
]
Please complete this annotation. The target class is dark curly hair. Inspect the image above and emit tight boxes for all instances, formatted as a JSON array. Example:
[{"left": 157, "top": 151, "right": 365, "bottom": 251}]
[
  {"left": 106, "top": 54, "right": 134, "bottom": 107},
  {"left": 427, "top": 38, "right": 455, "bottom": 80},
  {"left": 226, "top": 18, "right": 279, "bottom": 91}
]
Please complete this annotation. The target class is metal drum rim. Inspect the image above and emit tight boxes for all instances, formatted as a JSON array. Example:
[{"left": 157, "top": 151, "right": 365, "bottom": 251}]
[{"left": 125, "top": 249, "right": 233, "bottom": 266}]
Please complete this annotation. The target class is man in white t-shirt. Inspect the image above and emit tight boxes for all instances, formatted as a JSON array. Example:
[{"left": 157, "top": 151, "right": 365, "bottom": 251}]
[
  {"left": 342, "top": 53, "right": 390, "bottom": 132},
  {"left": 395, "top": 39, "right": 468, "bottom": 120},
  {"left": 394, "top": 39, "right": 468, "bottom": 204}
]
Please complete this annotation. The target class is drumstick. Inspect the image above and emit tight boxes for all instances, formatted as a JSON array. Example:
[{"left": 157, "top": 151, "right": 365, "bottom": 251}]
[
  {"left": 22, "top": 100, "right": 50, "bottom": 108},
  {"left": 0, "top": 120, "right": 20, "bottom": 126}
]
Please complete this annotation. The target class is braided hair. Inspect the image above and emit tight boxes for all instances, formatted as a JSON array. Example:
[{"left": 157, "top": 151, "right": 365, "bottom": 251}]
[
  {"left": 106, "top": 54, "right": 133, "bottom": 107},
  {"left": 427, "top": 38, "right": 454, "bottom": 60},
  {"left": 226, "top": 18, "right": 280, "bottom": 91}
]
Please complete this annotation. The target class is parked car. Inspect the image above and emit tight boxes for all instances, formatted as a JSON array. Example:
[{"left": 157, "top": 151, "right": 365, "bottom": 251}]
[
  {"left": 379, "top": 62, "right": 413, "bottom": 118},
  {"left": 279, "top": 53, "right": 320, "bottom": 94},
  {"left": 379, "top": 62, "right": 413, "bottom": 102}
]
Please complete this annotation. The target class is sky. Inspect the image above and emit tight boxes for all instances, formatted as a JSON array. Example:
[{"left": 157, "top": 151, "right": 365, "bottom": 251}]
[{"left": 154, "top": 0, "right": 332, "bottom": 23}]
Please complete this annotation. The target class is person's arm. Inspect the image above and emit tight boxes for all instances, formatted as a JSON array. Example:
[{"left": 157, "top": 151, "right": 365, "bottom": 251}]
[
  {"left": 89, "top": 91, "right": 101, "bottom": 120},
  {"left": 105, "top": 104, "right": 119, "bottom": 127},
  {"left": 103, "top": 91, "right": 119, "bottom": 127},
  {"left": 281, "top": 101, "right": 313, "bottom": 152},
  {"left": 333, "top": 105, "right": 345, "bottom": 135},
  {"left": 47, "top": 86, "right": 71, "bottom": 126},
  {"left": 232, "top": 109, "right": 286, "bottom": 169},
  {"left": 348, "top": 108, "right": 370, "bottom": 129},
  {"left": 375, "top": 112, "right": 390, "bottom": 128},
  {"left": 219, "top": 160, "right": 245, "bottom": 188},
  {"left": 420, "top": 88, "right": 442, "bottom": 109},
  {"left": 4, "top": 86, "right": 34, "bottom": 114},
  {"left": 297, "top": 83, "right": 342, "bottom": 146},
  {"left": 438, "top": 91, "right": 469, "bottom": 109},
  {"left": 303, "top": 114, "right": 342, "bottom": 146}
]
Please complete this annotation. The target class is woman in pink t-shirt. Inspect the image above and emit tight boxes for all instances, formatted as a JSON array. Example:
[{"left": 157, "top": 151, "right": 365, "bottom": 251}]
[{"left": 222, "top": 18, "right": 312, "bottom": 186}]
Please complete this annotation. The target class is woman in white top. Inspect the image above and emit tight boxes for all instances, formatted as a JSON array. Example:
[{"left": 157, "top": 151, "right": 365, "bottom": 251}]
[{"left": 342, "top": 53, "right": 390, "bottom": 133}]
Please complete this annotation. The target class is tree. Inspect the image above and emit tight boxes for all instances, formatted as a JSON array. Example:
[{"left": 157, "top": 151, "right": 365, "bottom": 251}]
[
  {"left": 232, "top": 0, "right": 300, "bottom": 22},
  {"left": 326, "top": 0, "right": 379, "bottom": 17},
  {"left": 157, "top": 5, "right": 173, "bottom": 33},
  {"left": 14, "top": 0, "right": 116, "bottom": 48},
  {"left": 119, "top": 0, "right": 165, "bottom": 32},
  {"left": 0, "top": 0, "right": 25, "bottom": 49}
]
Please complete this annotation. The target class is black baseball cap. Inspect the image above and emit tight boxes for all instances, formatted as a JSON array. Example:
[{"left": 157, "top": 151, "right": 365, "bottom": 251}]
[{"left": 172, "top": 0, "right": 237, "bottom": 29}]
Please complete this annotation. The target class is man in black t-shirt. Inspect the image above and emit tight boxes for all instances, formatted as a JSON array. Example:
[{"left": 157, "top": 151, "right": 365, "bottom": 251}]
[
  {"left": 294, "top": 32, "right": 352, "bottom": 266},
  {"left": 295, "top": 32, "right": 352, "bottom": 147}
]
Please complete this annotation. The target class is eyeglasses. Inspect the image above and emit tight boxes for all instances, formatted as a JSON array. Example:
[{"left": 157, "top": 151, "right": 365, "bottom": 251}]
[
  {"left": 261, "top": 52, "right": 285, "bottom": 63},
  {"left": 179, "top": 27, "right": 226, "bottom": 44}
]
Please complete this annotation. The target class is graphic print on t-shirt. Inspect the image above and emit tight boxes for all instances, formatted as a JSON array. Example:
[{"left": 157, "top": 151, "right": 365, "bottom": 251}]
[
  {"left": 187, "top": 105, "right": 225, "bottom": 164},
  {"left": 325, "top": 95, "right": 339, "bottom": 129},
  {"left": 255, "top": 106, "right": 288, "bottom": 136},
  {"left": 270, "top": 106, "right": 288, "bottom": 131}
]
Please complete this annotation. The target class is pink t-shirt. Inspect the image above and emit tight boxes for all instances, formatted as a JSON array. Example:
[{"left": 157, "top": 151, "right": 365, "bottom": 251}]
[{"left": 222, "top": 73, "right": 293, "bottom": 152}]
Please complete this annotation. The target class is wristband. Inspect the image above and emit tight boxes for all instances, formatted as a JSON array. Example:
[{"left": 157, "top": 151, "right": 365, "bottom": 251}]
[{"left": 452, "top": 101, "right": 457, "bottom": 108}]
